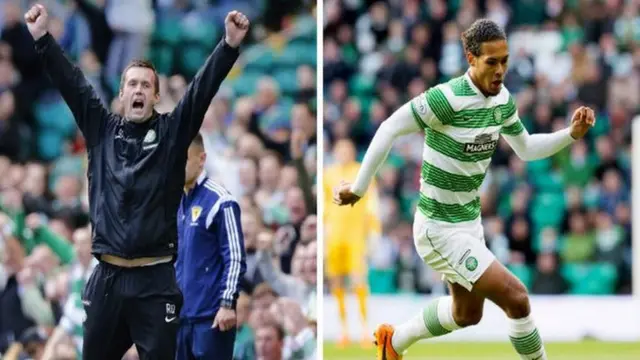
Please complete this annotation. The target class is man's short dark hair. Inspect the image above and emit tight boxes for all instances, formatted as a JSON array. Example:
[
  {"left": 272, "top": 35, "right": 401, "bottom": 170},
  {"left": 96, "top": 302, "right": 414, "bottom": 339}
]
[
  {"left": 120, "top": 59, "right": 160, "bottom": 95},
  {"left": 461, "top": 19, "right": 506, "bottom": 57}
]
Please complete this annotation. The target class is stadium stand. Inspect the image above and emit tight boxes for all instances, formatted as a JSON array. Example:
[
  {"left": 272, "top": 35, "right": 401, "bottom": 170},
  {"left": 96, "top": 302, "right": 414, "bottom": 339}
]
[
  {"left": 0, "top": 0, "right": 317, "bottom": 359},
  {"left": 323, "top": 0, "right": 632, "bottom": 297}
]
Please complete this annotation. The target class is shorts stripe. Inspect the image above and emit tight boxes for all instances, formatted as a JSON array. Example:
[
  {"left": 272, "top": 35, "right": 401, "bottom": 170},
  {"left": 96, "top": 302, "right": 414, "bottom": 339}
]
[{"left": 424, "top": 230, "right": 471, "bottom": 284}]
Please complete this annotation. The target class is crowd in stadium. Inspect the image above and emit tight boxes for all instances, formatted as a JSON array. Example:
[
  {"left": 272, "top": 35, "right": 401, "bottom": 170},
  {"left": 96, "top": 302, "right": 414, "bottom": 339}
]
[
  {"left": 0, "top": 0, "right": 317, "bottom": 359},
  {"left": 323, "top": 0, "right": 632, "bottom": 296}
]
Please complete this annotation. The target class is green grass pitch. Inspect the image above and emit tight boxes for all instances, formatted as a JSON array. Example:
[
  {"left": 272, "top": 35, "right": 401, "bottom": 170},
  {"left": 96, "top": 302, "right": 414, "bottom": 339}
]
[{"left": 323, "top": 341, "right": 640, "bottom": 359}]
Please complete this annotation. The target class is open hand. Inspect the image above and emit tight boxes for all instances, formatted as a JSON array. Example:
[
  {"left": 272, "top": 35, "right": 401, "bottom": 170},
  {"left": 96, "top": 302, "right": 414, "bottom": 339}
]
[
  {"left": 570, "top": 106, "right": 595, "bottom": 139},
  {"left": 24, "top": 4, "right": 49, "bottom": 40},
  {"left": 212, "top": 307, "right": 237, "bottom": 331},
  {"left": 333, "top": 181, "right": 361, "bottom": 206},
  {"left": 224, "top": 11, "right": 250, "bottom": 48}
]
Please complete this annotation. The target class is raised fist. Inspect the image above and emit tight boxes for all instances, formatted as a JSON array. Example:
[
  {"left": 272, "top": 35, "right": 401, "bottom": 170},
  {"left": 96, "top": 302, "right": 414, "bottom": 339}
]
[
  {"left": 24, "top": 4, "right": 49, "bottom": 40},
  {"left": 224, "top": 11, "right": 250, "bottom": 48},
  {"left": 569, "top": 106, "right": 596, "bottom": 140}
]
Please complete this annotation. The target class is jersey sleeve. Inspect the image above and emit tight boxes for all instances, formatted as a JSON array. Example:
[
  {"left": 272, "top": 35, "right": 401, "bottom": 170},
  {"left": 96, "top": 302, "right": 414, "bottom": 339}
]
[
  {"left": 409, "top": 91, "right": 437, "bottom": 129},
  {"left": 34, "top": 33, "right": 110, "bottom": 147},
  {"left": 208, "top": 200, "right": 246, "bottom": 308},
  {"left": 500, "top": 95, "right": 574, "bottom": 161},
  {"left": 168, "top": 39, "right": 240, "bottom": 149},
  {"left": 350, "top": 103, "right": 422, "bottom": 196},
  {"left": 500, "top": 95, "right": 524, "bottom": 136}
]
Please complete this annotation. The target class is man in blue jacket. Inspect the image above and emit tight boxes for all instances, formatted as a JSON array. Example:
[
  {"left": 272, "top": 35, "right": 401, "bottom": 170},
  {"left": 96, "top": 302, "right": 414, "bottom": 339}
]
[{"left": 176, "top": 133, "right": 247, "bottom": 359}]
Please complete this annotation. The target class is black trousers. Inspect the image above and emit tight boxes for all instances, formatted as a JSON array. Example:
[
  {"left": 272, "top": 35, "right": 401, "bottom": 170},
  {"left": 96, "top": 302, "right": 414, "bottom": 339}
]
[{"left": 82, "top": 261, "right": 183, "bottom": 360}]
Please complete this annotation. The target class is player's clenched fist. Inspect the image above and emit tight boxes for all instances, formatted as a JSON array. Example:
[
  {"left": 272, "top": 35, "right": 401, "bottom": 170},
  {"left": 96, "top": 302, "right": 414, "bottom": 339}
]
[
  {"left": 333, "top": 181, "right": 361, "bottom": 207},
  {"left": 224, "top": 11, "right": 250, "bottom": 48},
  {"left": 570, "top": 106, "right": 595, "bottom": 139},
  {"left": 24, "top": 4, "right": 49, "bottom": 40}
]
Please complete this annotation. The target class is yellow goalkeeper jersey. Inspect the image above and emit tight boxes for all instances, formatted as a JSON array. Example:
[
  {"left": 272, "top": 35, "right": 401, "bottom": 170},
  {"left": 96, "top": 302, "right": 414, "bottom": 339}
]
[{"left": 323, "top": 161, "right": 381, "bottom": 246}]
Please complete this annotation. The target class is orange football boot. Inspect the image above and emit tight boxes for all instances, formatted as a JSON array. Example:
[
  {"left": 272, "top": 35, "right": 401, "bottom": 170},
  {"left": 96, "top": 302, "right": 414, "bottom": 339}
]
[{"left": 373, "top": 324, "right": 403, "bottom": 360}]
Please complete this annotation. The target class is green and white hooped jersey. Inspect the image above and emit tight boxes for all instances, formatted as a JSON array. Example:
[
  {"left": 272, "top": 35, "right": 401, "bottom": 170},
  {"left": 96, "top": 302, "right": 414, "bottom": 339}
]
[
  {"left": 59, "top": 258, "right": 98, "bottom": 355},
  {"left": 409, "top": 72, "right": 523, "bottom": 225}
]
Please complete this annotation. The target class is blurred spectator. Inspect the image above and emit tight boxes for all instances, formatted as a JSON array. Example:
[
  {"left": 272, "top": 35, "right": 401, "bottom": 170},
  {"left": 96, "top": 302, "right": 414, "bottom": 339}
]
[
  {"left": 254, "top": 322, "right": 285, "bottom": 360},
  {"left": 104, "top": 0, "right": 154, "bottom": 84},
  {"left": 0, "top": 233, "right": 36, "bottom": 355},
  {"left": 0, "top": 0, "right": 317, "bottom": 358},
  {"left": 2, "top": 326, "right": 49, "bottom": 360},
  {"left": 255, "top": 231, "right": 316, "bottom": 314},
  {"left": 531, "top": 252, "right": 569, "bottom": 295},
  {"left": 561, "top": 212, "right": 596, "bottom": 263},
  {"left": 324, "top": 0, "right": 632, "bottom": 296},
  {"left": 0, "top": 91, "right": 23, "bottom": 161}
]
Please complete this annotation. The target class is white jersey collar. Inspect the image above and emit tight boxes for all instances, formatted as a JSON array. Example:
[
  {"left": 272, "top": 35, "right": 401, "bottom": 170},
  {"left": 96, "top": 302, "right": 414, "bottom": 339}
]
[{"left": 464, "top": 70, "right": 482, "bottom": 97}]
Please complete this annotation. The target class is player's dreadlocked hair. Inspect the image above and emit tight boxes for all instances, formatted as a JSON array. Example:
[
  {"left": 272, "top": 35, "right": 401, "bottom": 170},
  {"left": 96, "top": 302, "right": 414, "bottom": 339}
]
[{"left": 461, "top": 19, "right": 506, "bottom": 57}]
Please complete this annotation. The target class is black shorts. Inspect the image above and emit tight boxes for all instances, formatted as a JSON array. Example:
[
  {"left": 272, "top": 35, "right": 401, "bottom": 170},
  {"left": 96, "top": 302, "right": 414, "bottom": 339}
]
[{"left": 82, "top": 261, "right": 183, "bottom": 360}]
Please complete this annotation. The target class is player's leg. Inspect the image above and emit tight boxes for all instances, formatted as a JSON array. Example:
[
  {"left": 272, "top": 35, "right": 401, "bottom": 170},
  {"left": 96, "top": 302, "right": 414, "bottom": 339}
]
[
  {"left": 473, "top": 260, "right": 547, "bottom": 360},
  {"left": 330, "top": 275, "right": 349, "bottom": 345},
  {"left": 374, "top": 216, "right": 492, "bottom": 359},
  {"left": 125, "top": 263, "right": 183, "bottom": 360},
  {"left": 349, "top": 242, "right": 370, "bottom": 347},
  {"left": 449, "top": 282, "right": 485, "bottom": 326},
  {"left": 82, "top": 263, "right": 133, "bottom": 360},
  {"left": 326, "top": 240, "right": 349, "bottom": 345},
  {"left": 388, "top": 282, "right": 485, "bottom": 355},
  {"left": 176, "top": 324, "right": 196, "bottom": 360},
  {"left": 191, "top": 322, "right": 236, "bottom": 359}
]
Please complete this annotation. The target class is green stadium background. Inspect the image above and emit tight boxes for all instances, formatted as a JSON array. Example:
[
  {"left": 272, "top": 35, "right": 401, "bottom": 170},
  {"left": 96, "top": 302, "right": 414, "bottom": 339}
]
[
  {"left": 322, "top": 0, "right": 638, "bottom": 358},
  {"left": 0, "top": 0, "right": 318, "bottom": 359}
]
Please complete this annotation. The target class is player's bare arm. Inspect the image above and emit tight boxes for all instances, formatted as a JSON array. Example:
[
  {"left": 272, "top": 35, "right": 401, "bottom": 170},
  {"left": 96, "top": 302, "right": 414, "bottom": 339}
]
[{"left": 334, "top": 103, "right": 422, "bottom": 207}]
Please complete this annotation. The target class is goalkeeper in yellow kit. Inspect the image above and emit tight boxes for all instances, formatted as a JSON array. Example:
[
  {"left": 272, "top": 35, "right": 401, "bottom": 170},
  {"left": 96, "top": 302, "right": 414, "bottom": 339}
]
[{"left": 324, "top": 139, "right": 381, "bottom": 348}]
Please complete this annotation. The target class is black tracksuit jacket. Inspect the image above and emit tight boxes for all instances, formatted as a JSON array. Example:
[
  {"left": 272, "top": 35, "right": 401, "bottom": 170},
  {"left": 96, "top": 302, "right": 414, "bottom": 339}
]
[{"left": 33, "top": 32, "right": 239, "bottom": 259}]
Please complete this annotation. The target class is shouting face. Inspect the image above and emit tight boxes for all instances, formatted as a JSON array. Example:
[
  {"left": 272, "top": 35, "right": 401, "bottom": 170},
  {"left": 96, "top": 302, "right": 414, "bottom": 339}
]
[{"left": 119, "top": 63, "right": 159, "bottom": 122}]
